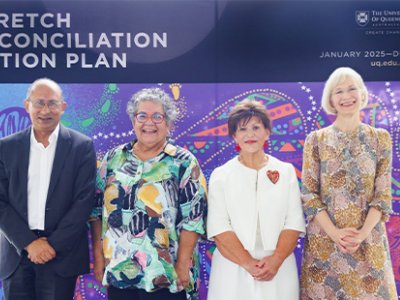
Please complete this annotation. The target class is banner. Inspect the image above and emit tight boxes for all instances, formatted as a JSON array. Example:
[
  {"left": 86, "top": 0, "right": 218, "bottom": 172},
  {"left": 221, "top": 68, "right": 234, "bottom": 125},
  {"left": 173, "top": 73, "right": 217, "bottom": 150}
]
[{"left": 0, "top": 1, "right": 399, "bottom": 82}]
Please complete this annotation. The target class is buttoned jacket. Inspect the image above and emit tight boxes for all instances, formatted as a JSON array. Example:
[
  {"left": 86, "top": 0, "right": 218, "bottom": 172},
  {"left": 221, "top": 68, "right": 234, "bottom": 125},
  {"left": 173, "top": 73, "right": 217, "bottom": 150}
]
[
  {"left": 207, "top": 156, "right": 305, "bottom": 250},
  {"left": 0, "top": 125, "right": 96, "bottom": 279}
]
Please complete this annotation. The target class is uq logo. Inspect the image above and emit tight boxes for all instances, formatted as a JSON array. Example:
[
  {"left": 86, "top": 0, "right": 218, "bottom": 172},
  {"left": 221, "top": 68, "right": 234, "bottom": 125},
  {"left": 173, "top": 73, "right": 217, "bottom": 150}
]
[{"left": 355, "top": 11, "right": 370, "bottom": 26}]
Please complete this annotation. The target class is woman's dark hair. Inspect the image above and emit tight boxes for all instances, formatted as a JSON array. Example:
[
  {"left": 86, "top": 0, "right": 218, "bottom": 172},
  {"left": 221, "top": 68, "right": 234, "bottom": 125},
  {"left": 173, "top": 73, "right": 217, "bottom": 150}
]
[{"left": 228, "top": 99, "right": 272, "bottom": 137}]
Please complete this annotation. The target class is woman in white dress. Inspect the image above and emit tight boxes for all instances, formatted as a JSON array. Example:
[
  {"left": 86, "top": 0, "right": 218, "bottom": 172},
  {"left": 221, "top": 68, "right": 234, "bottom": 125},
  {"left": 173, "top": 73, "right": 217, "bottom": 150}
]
[{"left": 207, "top": 99, "right": 306, "bottom": 300}]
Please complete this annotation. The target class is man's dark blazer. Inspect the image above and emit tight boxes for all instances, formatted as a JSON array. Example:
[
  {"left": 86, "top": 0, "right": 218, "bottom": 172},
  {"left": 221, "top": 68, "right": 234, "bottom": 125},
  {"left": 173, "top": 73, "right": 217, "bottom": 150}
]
[{"left": 0, "top": 125, "right": 97, "bottom": 280}]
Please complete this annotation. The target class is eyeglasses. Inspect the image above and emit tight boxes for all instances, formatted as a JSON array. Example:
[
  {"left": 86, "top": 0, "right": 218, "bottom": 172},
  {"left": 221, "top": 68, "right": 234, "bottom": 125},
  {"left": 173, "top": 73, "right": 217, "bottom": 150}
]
[
  {"left": 29, "top": 99, "right": 62, "bottom": 110},
  {"left": 134, "top": 112, "right": 166, "bottom": 124}
]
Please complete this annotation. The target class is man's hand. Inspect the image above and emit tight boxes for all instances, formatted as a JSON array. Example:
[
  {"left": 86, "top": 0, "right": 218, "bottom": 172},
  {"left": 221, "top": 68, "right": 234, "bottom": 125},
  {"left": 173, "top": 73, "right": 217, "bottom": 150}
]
[{"left": 25, "top": 238, "right": 56, "bottom": 264}]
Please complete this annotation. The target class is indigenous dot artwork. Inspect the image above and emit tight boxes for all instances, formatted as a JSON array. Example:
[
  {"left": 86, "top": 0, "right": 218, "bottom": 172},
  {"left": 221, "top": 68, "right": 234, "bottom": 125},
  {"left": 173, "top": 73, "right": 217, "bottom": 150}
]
[{"left": 0, "top": 82, "right": 399, "bottom": 299}]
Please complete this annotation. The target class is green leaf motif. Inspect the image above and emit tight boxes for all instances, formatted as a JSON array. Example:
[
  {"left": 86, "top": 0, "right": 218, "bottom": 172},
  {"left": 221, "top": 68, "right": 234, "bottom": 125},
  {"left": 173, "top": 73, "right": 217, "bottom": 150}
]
[
  {"left": 101, "top": 99, "right": 111, "bottom": 113},
  {"left": 81, "top": 118, "right": 94, "bottom": 127}
]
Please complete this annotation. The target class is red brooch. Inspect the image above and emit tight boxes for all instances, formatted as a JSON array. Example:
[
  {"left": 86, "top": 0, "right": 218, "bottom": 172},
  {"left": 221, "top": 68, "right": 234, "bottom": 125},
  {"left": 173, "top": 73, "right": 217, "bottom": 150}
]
[{"left": 267, "top": 170, "right": 279, "bottom": 184}]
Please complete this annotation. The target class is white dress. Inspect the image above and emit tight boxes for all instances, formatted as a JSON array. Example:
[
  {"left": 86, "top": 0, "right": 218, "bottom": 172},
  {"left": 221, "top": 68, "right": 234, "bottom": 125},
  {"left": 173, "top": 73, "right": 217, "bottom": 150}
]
[
  {"left": 207, "top": 220, "right": 300, "bottom": 300},
  {"left": 207, "top": 156, "right": 304, "bottom": 300}
]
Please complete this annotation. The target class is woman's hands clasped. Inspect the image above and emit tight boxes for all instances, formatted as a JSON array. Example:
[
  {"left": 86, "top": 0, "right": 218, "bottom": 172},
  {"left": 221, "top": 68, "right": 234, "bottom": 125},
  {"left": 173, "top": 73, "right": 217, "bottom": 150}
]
[
  {"left": 242, "top": 255, "right": 283, "bottom": 282},
  {"left": 330, "top": 227, "right": 366, "bottom": 254},
  {"left": 253, "top": 255, "right": 283, "bottom": 281}
]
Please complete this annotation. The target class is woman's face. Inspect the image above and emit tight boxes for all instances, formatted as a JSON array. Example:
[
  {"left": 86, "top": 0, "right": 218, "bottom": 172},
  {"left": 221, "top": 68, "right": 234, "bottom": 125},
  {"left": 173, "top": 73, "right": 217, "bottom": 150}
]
[
  {"left": 233, "top": 116, "right": 270, "bottom": 154},
  {"left": 132, "top": 101, "right": 170, "bottom": 148},
  {"left": 330, "top": 77, "right": 363, "bottom": 117}
]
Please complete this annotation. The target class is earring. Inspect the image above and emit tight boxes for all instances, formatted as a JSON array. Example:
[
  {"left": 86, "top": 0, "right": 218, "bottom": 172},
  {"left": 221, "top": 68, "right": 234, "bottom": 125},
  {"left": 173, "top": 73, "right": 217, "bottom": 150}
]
[
  {"left": 235, "top": 144, "right": 241, "bottom": 152},
  {"left": 264, "top": 141, "right": 268, "bottom": 150}
]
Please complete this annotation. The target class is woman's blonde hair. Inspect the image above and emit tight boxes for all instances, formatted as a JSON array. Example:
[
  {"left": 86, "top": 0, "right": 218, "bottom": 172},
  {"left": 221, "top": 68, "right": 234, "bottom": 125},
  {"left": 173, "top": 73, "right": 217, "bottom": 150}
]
[{"left": 321, "top": 67, "right": 369, "bottom": 115}]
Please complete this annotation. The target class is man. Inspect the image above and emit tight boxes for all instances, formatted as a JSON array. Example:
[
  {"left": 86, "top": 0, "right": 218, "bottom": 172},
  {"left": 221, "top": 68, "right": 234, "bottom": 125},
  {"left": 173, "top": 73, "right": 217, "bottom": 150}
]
[{"left": 0, "top": 78, "right": 97, "bottom": 300}]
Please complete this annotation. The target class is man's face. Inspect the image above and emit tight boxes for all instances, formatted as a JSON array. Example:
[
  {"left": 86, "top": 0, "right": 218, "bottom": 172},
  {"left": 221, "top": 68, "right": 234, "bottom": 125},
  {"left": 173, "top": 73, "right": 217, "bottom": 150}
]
[{"left": 24, "top": 84, "right": 67, "bottom": 136}]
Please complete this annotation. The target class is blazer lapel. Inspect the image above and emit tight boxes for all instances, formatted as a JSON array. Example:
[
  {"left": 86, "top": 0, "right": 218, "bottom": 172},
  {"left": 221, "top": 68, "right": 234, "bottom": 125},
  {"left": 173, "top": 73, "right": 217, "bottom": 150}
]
[
  {"left": 18, "top": 128, "right": 31, "bottom": 218},
  {"left": 47, "top": 126, "right": 71, "bottom": 200}
]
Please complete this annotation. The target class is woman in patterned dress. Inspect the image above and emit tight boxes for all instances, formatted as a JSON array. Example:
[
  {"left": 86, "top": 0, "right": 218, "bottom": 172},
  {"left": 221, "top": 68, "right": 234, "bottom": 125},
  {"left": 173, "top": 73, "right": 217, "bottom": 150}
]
[
  {"left": 300, "top": 67, "right": 398, "bottom": 299},
  {"left": 207, "top": 99, "right": 305, "bottom": 300},
  {"left": 90, "top": 88, "right": 207, "bottom": 300}
]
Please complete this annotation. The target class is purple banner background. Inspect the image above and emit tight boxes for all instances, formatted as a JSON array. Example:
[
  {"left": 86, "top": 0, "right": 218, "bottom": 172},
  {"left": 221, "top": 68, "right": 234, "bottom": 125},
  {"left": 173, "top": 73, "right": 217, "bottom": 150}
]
[{"left": 0, "top": 82, "right": 399, "bottom": 299}]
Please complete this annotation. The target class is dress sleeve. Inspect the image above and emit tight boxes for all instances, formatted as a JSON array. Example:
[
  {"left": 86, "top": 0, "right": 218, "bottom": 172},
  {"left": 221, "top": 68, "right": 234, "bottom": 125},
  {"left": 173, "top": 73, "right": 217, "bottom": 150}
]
[
  {"left": 369, "top": 129, "right": 393, "bottom": 220},
  {"left": 283, "top": 165, "right": 306, "bottom": 235},
  {"left": 178, "top": 156, "right": 207, "bottom": 235},
  {"left": 89, "top": 152, "right": 108, "bottom": 221},
  {"left": 206, "top": 168, "right": 233, "bottom": 239},
  {"left": 301, "top": 131, "right": 326, "bottom": 222}
]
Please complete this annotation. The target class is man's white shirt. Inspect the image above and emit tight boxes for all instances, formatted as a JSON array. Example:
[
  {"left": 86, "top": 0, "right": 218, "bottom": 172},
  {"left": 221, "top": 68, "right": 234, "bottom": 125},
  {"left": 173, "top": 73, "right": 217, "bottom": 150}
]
[{"left": 27, "top": 124, "right": 60, "bottom": 230}]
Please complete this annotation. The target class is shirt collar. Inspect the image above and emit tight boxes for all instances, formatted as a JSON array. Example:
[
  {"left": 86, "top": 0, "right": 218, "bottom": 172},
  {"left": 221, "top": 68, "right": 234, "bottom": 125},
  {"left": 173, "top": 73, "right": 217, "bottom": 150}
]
[
  {"left": 124, "top": 139, "right": 178, "bottom": 157},
  {"left": 30, "top": 124, "right": 60, "bottom": 146}
]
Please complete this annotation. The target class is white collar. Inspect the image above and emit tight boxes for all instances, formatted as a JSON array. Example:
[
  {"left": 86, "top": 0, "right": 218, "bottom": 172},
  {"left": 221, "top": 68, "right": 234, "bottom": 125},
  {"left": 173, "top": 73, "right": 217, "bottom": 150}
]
[{"left": 30, "top": 124, "right": 60, "bottom": 146}]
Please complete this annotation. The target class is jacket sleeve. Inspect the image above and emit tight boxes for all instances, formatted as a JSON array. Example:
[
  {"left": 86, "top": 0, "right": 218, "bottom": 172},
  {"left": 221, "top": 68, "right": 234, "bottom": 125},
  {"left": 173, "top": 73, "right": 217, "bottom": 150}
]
[
  {"left": 0, "top": 139, "right": 37, "bottom": 254},
  {"left": 207, "top": 168, "right": 233, "bottom": 239},
  {"left": 47, "top": 139, "right": 97, "bottom": 253}
]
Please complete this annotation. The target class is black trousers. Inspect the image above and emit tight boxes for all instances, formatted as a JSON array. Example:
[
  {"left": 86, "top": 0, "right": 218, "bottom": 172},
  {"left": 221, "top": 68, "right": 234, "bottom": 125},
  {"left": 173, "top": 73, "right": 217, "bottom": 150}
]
[
  {"left": 108, "top": 285, "right": 187, "bottom": 300},
  {"left": 2, "top": 253, "right": 77, "bottom": 300}
]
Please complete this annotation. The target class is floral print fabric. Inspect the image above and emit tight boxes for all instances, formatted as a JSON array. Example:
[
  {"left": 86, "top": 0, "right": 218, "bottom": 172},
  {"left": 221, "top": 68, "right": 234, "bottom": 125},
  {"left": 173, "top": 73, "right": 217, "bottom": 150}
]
[
  {"left": 300, "top": 124, "right": 397, "bottom": 300},
  {"left": 92, "top": 141, "right": 207, "bottom": 299}
]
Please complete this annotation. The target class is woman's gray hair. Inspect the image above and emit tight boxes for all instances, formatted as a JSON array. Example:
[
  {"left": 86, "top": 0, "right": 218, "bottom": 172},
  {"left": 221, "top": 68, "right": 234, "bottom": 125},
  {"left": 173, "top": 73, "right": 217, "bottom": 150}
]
[
  {"left": 321, "top": 67, "right": 368, "bottom": 115},
  {"left": 126, "top": 88, "right": 178, "bottom": 124}
]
